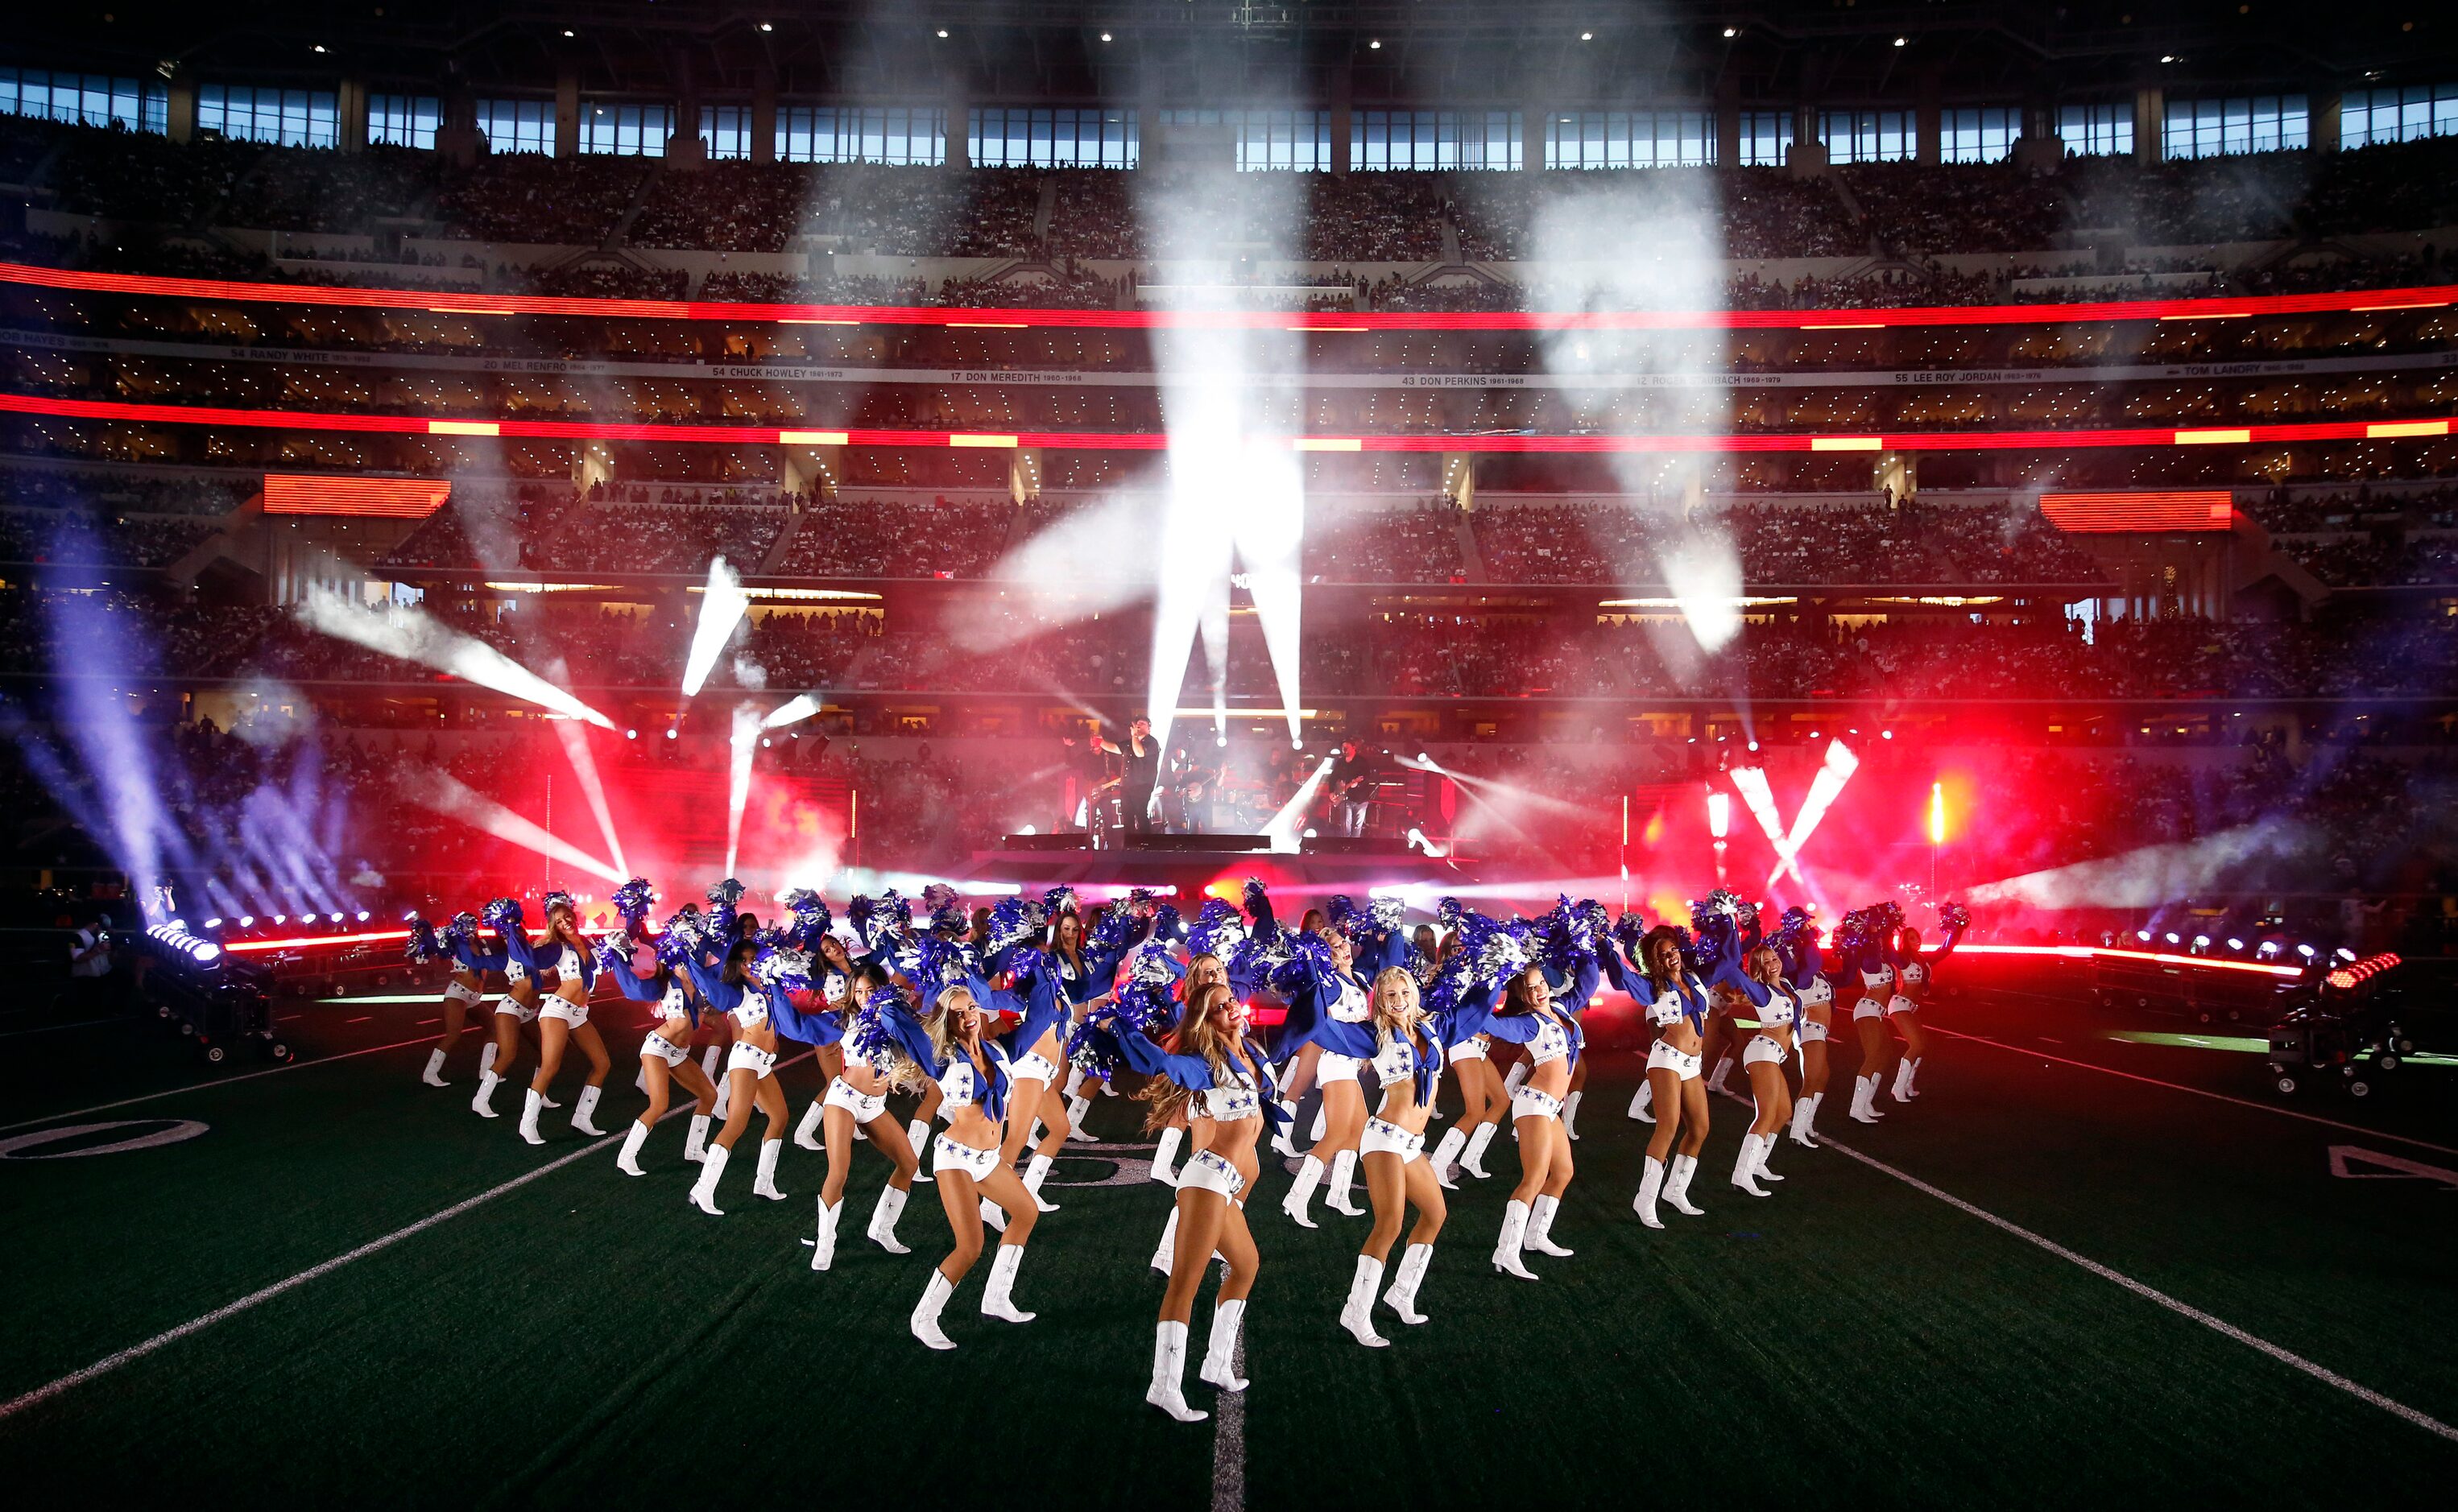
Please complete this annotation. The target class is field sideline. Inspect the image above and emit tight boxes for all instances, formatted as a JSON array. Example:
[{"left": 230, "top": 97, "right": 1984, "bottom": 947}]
[{"left": 2, "top": 982, "right": 2455, "bottom": 1509}]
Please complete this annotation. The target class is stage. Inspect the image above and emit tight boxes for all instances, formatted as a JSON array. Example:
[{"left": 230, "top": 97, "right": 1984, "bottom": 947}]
[{"left": 950, "top": 831, "right": 1481, "bottom": 901}]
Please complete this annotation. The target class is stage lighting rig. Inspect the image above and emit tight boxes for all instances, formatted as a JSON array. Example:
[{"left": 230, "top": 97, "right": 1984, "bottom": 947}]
[{"left": 136, "top": 923, "right": 286, "bottom": 1065}]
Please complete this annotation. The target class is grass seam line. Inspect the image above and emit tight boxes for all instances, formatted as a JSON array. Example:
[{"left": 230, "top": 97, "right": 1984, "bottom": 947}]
[
  {"left": 1931, "top": 1027, "right": 2458, "bottom": 1158},
  {"left": 0, "top": 1132, "right": 613, "bottom": 1423},
  {"left": 0, "top": 1048, "right": 815, "bottom": 1423},
  {"left": 1816, "top": 1130, "right": 2458, "bottom": 1446},
  {"left": 0, "top": 1032, "right": 445, "bottom": 1135}
]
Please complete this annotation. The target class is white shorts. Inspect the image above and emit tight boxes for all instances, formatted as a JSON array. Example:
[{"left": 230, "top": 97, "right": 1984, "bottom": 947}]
[
  {"left": 727, "top": 1042, "right": 777, "bottom": 1080},
  {"left": 1800, "top": 1019, "right": 1830, "bottom": 1044},
  {"left": 1887, "top": 995, "right": 1919, "bottom": 1018},
  {"left": 933, "top": 1134, "right": 1000, "bottom": 1182},
  {"left": 1012, "top": 1051, "right": 1061, "bottom": 1086},
  {"left": 443, "top": 980, "right": 482, "bottom": 1006},
  {"left": 1742, "top": 1034, "right": 1786, "bottom": 1068},
  {"left": 1360, "top": 1117, "right": 1426, "bottom": 1161},
  {"left": 642, "top": 1031, "right": 690, "bottom": 1068},
  {"left": 1511, "top": 1086, "right": 1564, "bottom": 1122},
  {"left": 1446, "top": 1035, "right": 1490, "bottom": 1064},
  {"left": 1316, "top": 1051, "right": 1363, "bottom": 1085},
  {"left": 494, "top": 996, "right": 539, "bottom": 1026},
  {"left": 540, "top": 994, "right": 590, "bottom": 1027},
  {"left": 1854, "top": 998, "right": 1886, "bottom": 1023},
  {"left": 1648, "top": 1040, "right": 1703, "bottom": 1080},
  {"left": 1178, "top": 1148, "right": 1245, "bottom": 1198},
  {"left": 825, "top": 1076, "right": 888, "bottom": 1123}
]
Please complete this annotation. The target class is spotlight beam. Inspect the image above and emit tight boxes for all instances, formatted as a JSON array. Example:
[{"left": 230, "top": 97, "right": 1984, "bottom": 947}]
[
  {"left": 726, "top": 702, "right": 762, "bottom": 878},
  {"left": 1262, "top": 756, "right": 1335, "bottom": 853},
  {"left": 296, "top": 589, "right": 614, "bottom": 728},
  {"left": 1732, "top": 738, "right": 1860, "bottom": 891},
  {"left": 681, "top": 555, "right": 750, "bottom": 698},
  {"left": 550, "top": 717, "right": 628, "bottom": 878},
  {"left": 404, "top": 769, "right": 622, "bottom": 882}
]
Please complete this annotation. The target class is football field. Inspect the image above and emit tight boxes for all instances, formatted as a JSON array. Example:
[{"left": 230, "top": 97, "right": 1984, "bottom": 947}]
[{"left": 2, "top": 979, "right": 2455, "bottom": 1509}]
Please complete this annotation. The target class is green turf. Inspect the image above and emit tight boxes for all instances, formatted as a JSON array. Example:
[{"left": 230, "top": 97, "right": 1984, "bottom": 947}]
[{"left": 2, "top": 985, "right": 2456, "bottom": 1508}]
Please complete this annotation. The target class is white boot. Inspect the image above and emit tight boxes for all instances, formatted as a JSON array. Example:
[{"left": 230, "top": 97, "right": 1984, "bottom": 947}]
[
  {"left": 906, "top": 1118, "right": 934, "bottom": 1181},
  {"left": 1732, "top": 1134, "right": 1769, "bottom": 1196},
  {"left": 571, "top": 1084, "right": 605, "bottom": 1137},
  {"left": 1633, "top": 1155, "right": 1667, "bottom": 1229},
  {"left": 1896, "top": 1057, "right": 1922, "bottom": 1101},
  {"left": 1325, "top": 1150, "right": 1365, "bottom": 1217},
  {"left": 710, "top": 1078, "right": 732, "bottom": 1123},
  {"left": 614, "top": 1118, "right": 651, "bottom": 1175},
  {"left": 794, "top": 1098, "right": 826, "bottom": 1151},
  {"left": 867, "top": 1183, "right": 912, "bottom": 1254},
  {"left": 1460, "top": 1122, "right": 1498, "bottom": 1179},
  {"left": 1562, "top": 1090, "right": 1583, "bottom": 1141},
  {"left": 1790, "top": 1093, "right": 1823, "bottom": 1148},
  {"left": 1755, "top": 1132, "right": 1785, "bottom": 1182},
  {"left": 1384, "top": 1242, "right": 1433, "bottom": 1324},
  {"left": 1151, "top": 1126, "right": 1185, "bottom": 1186},
  {"left": 1707, "top": 1058, "right": 1732, "bottom": 1094},
  {"left": 1492, "top": 1200, "right": 1539, "bottom": 1280},
  {"left": 1852, "top": 1073, "right": 1885, "bottom": 1123},
  {"left": 1198, "top": 1299, "right": 1248, "bottom": 1391},
  {"left": 478, "top": 1040, "right": 498, "bottom": 1076},
  {"left": 421, "top": 1047, "right": 450, "bottom": 1088},
  {"left": 1664, "top": 1154, "right": 1705, "bottom": 1217},
  {"left": 752, "top": 1138, "right": 788, "bottom": 1200},
  {"left": 1282, "top": 1154, "right": 1326, "bottom": 1228},
  {"left": 981, "top": 1245, "right": 1034, "bottom": 1323},
  {"left": 1308, "top": 1102, "right": 1328, "bottom": 1142},
  {"left": 1526, "top": 1194, "right": 1575, "bottom": 1257},
  {"left": 810, "top": 1197, "right": 842, "bottom": 1271},
  {"left": 472, "top": 1068, "right": 503, "bottom": 1119},
  {"left": 518, "top": 1089, "right": 546, "bottom": 1146},
  {"left": 689, "top": 1143, "right": 730, "bottom": 1217},
  {"left": 634, "top": 1065, "right": 648, "bottom": 1096},
  {"left": 910, "top": 1269, "right": 956, "bottom": 1350},
  {"left": 1628, "top": 1080, "right": 1654, "bottom": 1122},
  {"left": 1065, "top": 1092, "right": 1096, "bottom": 1141},
  {"left": 1146, "top": 1320, "right": 1206, "bottom": 1422},
  {"left": 979, "top": 1194, "right": 1008, "bottom": 1233},
  {"left": 1023, "top": 1151, "right": 1061, "bottom": 1212},
  {"left": 1151, "top": 1204, "right": 1181, "bottom": 1275},
  {"left": 1339, "top": 1254, "right": 1389, "bottom": 1347},
  {"left": 1269, "top": 1101, "right": 1299, "bottom": 1157},
  {"left": 1427, "top": 1125, "right": 1467, "bottom": 1189},
  {"left": 683, "top": 1113, "right": 711, "bottom": 1163}
]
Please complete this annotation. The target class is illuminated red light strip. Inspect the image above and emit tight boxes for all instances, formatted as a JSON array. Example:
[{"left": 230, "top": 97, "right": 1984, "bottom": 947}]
[
  {"left": 6, "top": 261, "right": 2454, "bottom": 332},
  {"left": 1944, "top": 942, "right": 2303, "bottom": 979},
  {"left": 225, "top": 927, "right": 413, "bottom": 953},
  {"left": 4, "top": 391, "right": 2448, "bottom": 455}
]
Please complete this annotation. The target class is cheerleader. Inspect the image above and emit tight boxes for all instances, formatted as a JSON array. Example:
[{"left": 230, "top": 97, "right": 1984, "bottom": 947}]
[
  {"left": 758, "top": 951, "right": 917, "bottom": 1267},
  {"left": 883, "top": 977, "right": 1039, "bottom": 1349},
  {"left": 1269, "top": 909, "right": 1375, "bottom": 1229},
  {"left": 789, "top": 914, "right": 863, "bottom": 1151},
  {"left": 681, "top": 932, "right": 793, "bottom": 1216},
  {"left": 500, "top": 894, "right": 612, "bottom": 1146},
  {"left": 1778, "top": 913, "right": 1835, "bottom": 1147},
  {"left": 1699, "top": 912, "right": 1796, "bottom": 1196},
  {"left": 1483, "top": 944, "right": 1599, "bottom": 1279},
  {"left": 1844, "top": 906, "right": 1899, "bottom": 1125},
  {"left": 597, "top": 913, "right": 723, "bottom": 1174},
  {"left": 470, "top": 902, "right": 544, "bottom": 1120},
  {"left": 1148, "top": 948, "right": 1227, "bottom": 1188},
  {"left": 1884, "top": 904, "right": 1967, "bottom": 1103},
  {"left": 1090, "top": 979, "right": 1279, "bottom": 1422},
  {"left": 412, "top": 912, "right": 503, "bottom": 1089},
  {"left": 1290, "top": 964, "right": 1455, "bottom": 1345},
  {"left": 1631, "top": 925, "right": 1713, "bottom": 1228},
  {"left": 990, "top": 900, "right": 1129, "bottom": 1218}
]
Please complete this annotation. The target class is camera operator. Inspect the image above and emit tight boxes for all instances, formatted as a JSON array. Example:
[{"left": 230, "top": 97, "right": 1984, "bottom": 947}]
[{"left": 67, "top": 912, "right": 122, "bottom": 1014}]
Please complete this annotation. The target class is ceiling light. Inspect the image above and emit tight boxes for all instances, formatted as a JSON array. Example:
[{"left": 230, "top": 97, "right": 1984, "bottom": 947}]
[
  {"left": 312, "top": 43, "right": 327, "bottom": 53},
  {"left": 1893, "top": 36, "right": 1907, "bottom": 47},
  {"left": 936, "top": 28, "right": 949, "bottom": 38},
  {"left": 1723, "top": 26, "right": 1738, "bottom": 38},
  {"left": 1100, "top": 31, "right": 1111, "bottom": 42},
  {"left": 1580, "top": 31, "right": 1593, "bottom": 41},
  {"left": 562, "top": 30, "right": 575, "bottom": 38},
  {"left": 759, "top": 21, "right": 772, "bottom": 31},
  {"left": 1369, "top": 39, "right": 1381, "bottom": 48},
  {"left": 2160, "top": 54, "right": 2176, "bottom": 62}
]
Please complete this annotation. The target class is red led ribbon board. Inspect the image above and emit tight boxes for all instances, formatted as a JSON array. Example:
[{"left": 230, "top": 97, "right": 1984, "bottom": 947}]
[
  {"left": 2039, "top": 491, "right": 2235, "bottom": 534},
  {"left": 261, "top": 474, "right": 452, "bottom": 519}
]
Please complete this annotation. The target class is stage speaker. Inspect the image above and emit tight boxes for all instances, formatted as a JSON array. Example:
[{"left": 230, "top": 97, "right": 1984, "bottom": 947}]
[{"left": 1123, "top": 833, "right": 1270, "bottom": 853}]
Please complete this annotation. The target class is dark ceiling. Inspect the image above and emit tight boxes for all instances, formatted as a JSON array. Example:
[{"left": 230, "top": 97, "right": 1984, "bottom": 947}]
[{"left": 10, "top": 2, "right": 2451, "bottom": 107}]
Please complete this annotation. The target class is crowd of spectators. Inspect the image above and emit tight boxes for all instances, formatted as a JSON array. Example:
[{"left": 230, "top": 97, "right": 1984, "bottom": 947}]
[{"left": 1470, "top": 498, "right": 2108, "bottom": 585}]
